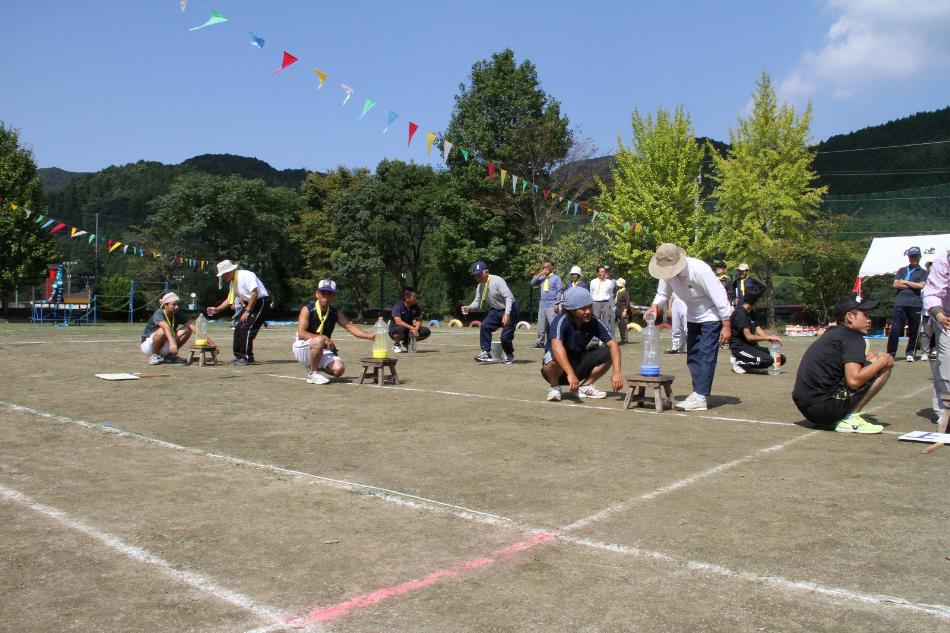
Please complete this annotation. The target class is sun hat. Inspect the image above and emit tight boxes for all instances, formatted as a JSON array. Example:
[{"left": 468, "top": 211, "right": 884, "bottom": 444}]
[
  {"left": 737, "top": 263, "right": 750, "bottom": 271},
  {"left": 569, "top": 265, "right": 582, "bottom": 275},
  {"left": 616, "top": 278, "right": 626, "bottom": 288},
  {"left": 160, "top": 292, "right": 181, "bottom": 306},
  {"left": 317, "top": 279, "right": 337, "bottom": 293},
  {"left": 563, "top": 287, "right": 594, "bottom": 310},
  {"left": 648, "top": 243, "right": 688, "bottom": 280},
  {"left": 470, "top": 260, "right": 488, "bottom": 275},
  {"left": 216, "top": 260, "right": 238, "bottom": 277},
  {"left": 834, "top": 296, "right": 879, "bottom": 321}
]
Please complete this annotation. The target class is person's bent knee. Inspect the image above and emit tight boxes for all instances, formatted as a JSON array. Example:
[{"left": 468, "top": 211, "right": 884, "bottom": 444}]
[
  {"left": 309, "top": 336, "right": 328, "bottom": 349},
  {"left": 328, "top": 361, "right": 345, "bottom": 377}
]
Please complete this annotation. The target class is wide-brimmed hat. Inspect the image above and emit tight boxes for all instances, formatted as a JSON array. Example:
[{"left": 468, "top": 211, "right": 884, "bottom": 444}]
[
  {"left": 648, "top": 243, "right": 687, "bottom": 279},
  {"left": 569, "top": 265, "right": 582, "bottom": 275},
  {"left": 216, "top": 260, "right": 238, "bottom": 277},
  {"left": 616, "top": 278, "right": 626, "bottom": 288}
]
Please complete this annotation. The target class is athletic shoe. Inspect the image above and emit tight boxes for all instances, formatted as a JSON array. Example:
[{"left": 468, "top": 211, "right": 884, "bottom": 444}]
[
  {"left": 531, "top": 343, "right": 545, "bottom": 349},
  {"left": 474, "top": 351, "right": 493, "bottom": 363},
  {"left": 148, "top": 354, "right": 164, "bottom": 365},
  {"left": 163, "top": 355, "right": 187, "bottom": 365},
  {"left": 503, "top": 354, "right": 515, "bottom": 365},
  {"left": 546, "top": 387, "right": 562, "bottom": 401},
  {"left": 306, "top": 371, "right": 330, "bottom": 385},
  {"left": 929, "top": 352, "right": 938, "bottom": 361},
  {"left": 578, "top": 383, "right": 607, "bottom": 399},
  {"left": 665, "top": 348, "right": 680, "bottom": 354},
  {"left": 906, "top": 355, "right": 915, "bottom": 363},
  {"left": 392, "top": 344, "right": 402, "bottom": 354},
  {"left": 834, "top": 414, "right": 883, "bottom": 434},
  {"left": 732, "top": 363, "right": 746, "bottom": 374},
  {"left": 675, "top": 394, "right": 708, "bottom": 411},
  {"left": 231, "top": 358, "right": 251, "bottom": 366}
]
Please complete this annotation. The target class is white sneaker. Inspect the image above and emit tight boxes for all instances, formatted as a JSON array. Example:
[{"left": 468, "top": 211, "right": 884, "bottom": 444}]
[
  {"left": 732, "top": 363, "right": 746, "bottom": 374},
  {"left": 675, "top": 395, "right": 708, "bottom": 411},
  {"left": 546, "top": 387, "right": 562, "bottom": 401},
  {"left": 306, "top": 371, "right": 330, "bottom": 384},
  {"left": 578, "top": 383, "right": 607, "bottom": 399},
  {"left": 149, "top": 354, "right": 164, "bottom": 365},
  {"left": 906, "top": 355, "right": 915, "bottom": 362},
  {"left": 392, "top": 344, "right": 402, "bottom": 354}
]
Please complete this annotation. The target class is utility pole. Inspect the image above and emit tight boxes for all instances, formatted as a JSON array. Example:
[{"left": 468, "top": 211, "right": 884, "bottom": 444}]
[{"left": 94, "top": 212, "right": 100, "bottom": 292}]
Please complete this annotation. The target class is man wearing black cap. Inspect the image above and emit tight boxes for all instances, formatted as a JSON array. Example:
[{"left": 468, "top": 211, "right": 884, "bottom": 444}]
[
  {"left": 792, "top": 297, "right": 894, "bottom": 433},
  {"left": 713, "top": 262, "right": 735, "bottom": 305},
  {"left": 887, "top": 246, "right": 928, "bottom": 362},
  {"left": 462, "top": 261, "right": 520, "bottom": 364}
]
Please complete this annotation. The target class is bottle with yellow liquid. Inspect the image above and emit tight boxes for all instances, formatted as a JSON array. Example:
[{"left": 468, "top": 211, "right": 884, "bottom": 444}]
[
  {"left": 195, "top": 313, "right": 209, "bottom": 346},
  {"left": 372, "top": 316, "right": 389, "bottom": 359}
]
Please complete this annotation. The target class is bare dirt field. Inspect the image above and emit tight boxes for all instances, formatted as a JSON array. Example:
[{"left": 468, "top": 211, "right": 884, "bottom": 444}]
[{"left": 1, "top": 321, "right": 947, "bottom": 632}]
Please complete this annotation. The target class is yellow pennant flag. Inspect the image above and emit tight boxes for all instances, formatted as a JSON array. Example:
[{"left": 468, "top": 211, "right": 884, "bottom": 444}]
[
  {"left": 500, "top": 169, "right": 507, "bottom": 187},
  {"left": 426, "top": 132, "right": 436, "bottom": 155},
  {"left": 109, "top": 241, "right": 122, "bottom": 253},
  {"left": 314, "top": 68, "right": 327, "bottom": 89},
  {"left": 70, "top": 227, "right": 77, "bottom": 237},
  {"left": 10, "top": 203, "right": 18, "bottom": 210}
]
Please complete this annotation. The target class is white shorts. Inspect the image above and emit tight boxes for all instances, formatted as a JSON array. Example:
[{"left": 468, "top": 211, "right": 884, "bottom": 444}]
[
  {"left": 293, "top": 339, "right": 341, "bottom": 370},
  {"left": 141, "top": 332, "right": 170, "bottom": 357}
]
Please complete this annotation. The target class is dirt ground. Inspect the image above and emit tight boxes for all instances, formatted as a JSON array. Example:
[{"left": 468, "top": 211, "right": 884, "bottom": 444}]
[{"left": 0, "top": 321, "right": 947, "bottom": 632}]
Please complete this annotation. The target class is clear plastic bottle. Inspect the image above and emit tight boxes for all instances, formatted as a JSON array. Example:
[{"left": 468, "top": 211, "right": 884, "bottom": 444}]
[
  {"left": 768, "top": 341, "right": 782, "bottom": 376},
  {"left": 372, "top": 316, "right": 389, "bottom": 359},
  {"left": 640, "top": 312, "right": 660, "bottom": 376},
  {"left": 409, "top": 331, "right": 417, "bottom": 353},
  {"left": 195, "top": 313, "right": 209, "bottom": 346}
]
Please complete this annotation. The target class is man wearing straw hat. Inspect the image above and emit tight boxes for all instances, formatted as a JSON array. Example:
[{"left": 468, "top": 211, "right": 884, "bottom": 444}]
[
  {"left": 208, "top": 259, "right": 271, "bottom": 365},
  {"left": 644, "top": 244, "right": 732, "bottom": 411},
  {"left": 140, "top": 292, "right": 206, "bottom": 365}
]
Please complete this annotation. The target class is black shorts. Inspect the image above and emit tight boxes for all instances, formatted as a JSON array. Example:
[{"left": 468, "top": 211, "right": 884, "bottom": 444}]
[
  {"left": 543, "top": 345, "right": 611, "bottom": 385},
  {"left": 794, "top": 383, "right": 870, "bottom": 427}
]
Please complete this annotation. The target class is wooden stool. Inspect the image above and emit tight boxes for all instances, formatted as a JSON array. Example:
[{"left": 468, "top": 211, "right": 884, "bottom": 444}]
[
  {"left": 623, "top": 374, "right": 674, "bottom": 412},
  {"left": 358, "top": 357, "right": 400, "bottom": 385},
  {"left": 187, "top": 344, "right": 218, "bottom": 367}
]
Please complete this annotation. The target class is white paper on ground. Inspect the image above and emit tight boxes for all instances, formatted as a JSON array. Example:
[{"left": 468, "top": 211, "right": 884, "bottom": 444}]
[
  {"left": 898, "top": 431, "right": 950, "bottom": 443},
  {"left": 95, "top": 373, "right": 140, "bottom": 381}
]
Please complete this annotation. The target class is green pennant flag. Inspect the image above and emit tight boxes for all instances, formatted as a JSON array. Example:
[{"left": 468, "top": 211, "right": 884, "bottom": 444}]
[
  {"left": 521, "top": 180, "right": 528, "bottom": 194},
  {"left": 189, "top": 9, "right": 227, "bottom": 31},
  {"left": 460, "top": 148, "right": 469, "bottom": 161},
  {"left": 565, "top": 199, "right": 572, "bottom": 211},
  {"left": 34, "top": 215, "right": 45, "bottom": 224},
  {"left": 88, "top": 234, "right": 96, "bottom": 244}
]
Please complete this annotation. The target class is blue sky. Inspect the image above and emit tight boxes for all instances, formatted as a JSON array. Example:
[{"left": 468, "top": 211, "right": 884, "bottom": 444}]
[{"left": 3, "top": 1, "right": 949, "bottom": 173}]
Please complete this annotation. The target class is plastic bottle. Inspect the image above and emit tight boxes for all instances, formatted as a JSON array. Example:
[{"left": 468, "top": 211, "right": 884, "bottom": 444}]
[
  {"left": 372, "top": 316, "right": 389, "bottom": 359},
  {"left": 409, "top": 331, "right": 417, "bottom": 353},
  {"left": 640, "top": 312, "right": 660, "bottom": 376},
  {"left": 768, "top": 342, "right": 782, "bottom": 375},
  {"left": 195, "top": 313, "right": 209, "bottom": 346}
]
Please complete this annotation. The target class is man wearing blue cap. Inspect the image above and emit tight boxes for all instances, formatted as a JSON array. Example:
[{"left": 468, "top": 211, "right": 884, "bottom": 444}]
[
  {"left": 887, "top": 246, "right": 928, "bottom": 361},
  {"left": 541, "top": 286, "right": 624, "bottom": 400},
  {"left": 462, "top": 261, "right": 520, "bottom": 364}
]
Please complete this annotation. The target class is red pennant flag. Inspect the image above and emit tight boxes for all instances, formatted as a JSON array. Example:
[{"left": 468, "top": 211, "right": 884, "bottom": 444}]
[
  {"left": 50, "top": 222, "right": 66, "bottom": 234},
  {"left": 542, "top": 188, "right": 549, "bottom": 200},
  {"left": 407, "top": 121, "right": 419, "bottom": 146},
  {"left": 487, "top": 162, "right": 495, "bottom": 181},
  {"left": 631, "top": 223, "right": 639, "bottom": 234},
  {"left": 270, "top": 51, "right": 298, "bottom": 77},
  {"left": 107, "top": 239, "right": 114, "bottom": 251},
  {"left": 852, "top": 276, "right": 862, "bottom": 299}
]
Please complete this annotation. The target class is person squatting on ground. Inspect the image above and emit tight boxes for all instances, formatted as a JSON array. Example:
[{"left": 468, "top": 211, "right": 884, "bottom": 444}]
[
  {"left": 645, "top": 243, "right": 732, "bottom": 412},
  {"left": 886, "top": 246, "right": 928, "bottom": 362},
  {"left": 792, "top": 297, "right": 893, "bottom": 434},
  {"left": 462, "top": 261, "right": 520, "bottom": 364},
  {"left": 207, "top": 259, "right": 271, "bottom": 365},
  {"left": 729, "top": 283, "right": 786, "bottom": 374},
  {"left": 141, "top": 292, "right": 205, "bottom": 365},
  {"left": 614, "top": 278, "right": 631, "bottom": 344},
  {"left": 530, "top": 259, "right": 563, "bottom": 349},
  {"left": 541, "top": 287, "right": 624, "bottom": 401},
  {"left": 293, "top": 279, "right": 377, "bottom": 384},
  {"left": 923, "top": 250, "right": 950, "bottom": 421},
  {"left": 666, "top": 293, "right": 687, "bottom": 354},
  {"left": 567, "top": 265, "right": 588, "bottom": 290},
  {"left": 389, "top": 287, "right": 431, "bottom": 353},
  {"left": 589, "top": 265, "right": 615, "bottom": 331}
]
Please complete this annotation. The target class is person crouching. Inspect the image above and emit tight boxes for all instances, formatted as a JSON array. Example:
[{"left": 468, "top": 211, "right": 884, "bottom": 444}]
[
  {"left": 729, "top": 283, "right": 786, "bottom": 373},
  {"left": 140, "top": 292, "right": 203, "bottom": 365}
]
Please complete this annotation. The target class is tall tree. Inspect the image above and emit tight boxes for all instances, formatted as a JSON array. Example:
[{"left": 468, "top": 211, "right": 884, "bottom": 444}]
[
  {"left": 598, "top": 106, "right": 709, "bottom": 274},
  {"left": 710, "top": 72, "right": 827, "bottom": 325},
  {"left": 0, "top": 123, "right": 61, "bottom": 313},
  {"left": 328, "top": 183, "right": 383, "bottom": 318},
  {"left": 793, "top": 214, "right": 865, "bottom": 324}
]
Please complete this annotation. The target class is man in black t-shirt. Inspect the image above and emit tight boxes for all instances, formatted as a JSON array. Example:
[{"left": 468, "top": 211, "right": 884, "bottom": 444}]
[
  {"left": 792, "top": 297, "right": 894, "bottom": 433},
  {"left": 389, "top": 287, "right": 431, "bottom": 353},
  {"left": 886, "top": 246, "right": 928, "bottom": 361},
  {"left": 729, "top": 284, "right": 786, "bottom": 374}
]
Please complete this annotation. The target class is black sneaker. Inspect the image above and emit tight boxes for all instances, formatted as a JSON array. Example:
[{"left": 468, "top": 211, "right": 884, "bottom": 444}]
[
  {"left": 531, "top": 343, "right": 545, "bottom": 349},
  {"left": 665, "top": 349, "right": 680, "bottom": 354},
  {"left": 503, "top": 354, "right": 515, "bottom": 365},
  {"left": 474, "top": 351, "right": 493, "bottom": 363},
  {"left": 163, "top": 355, "right": 187, "bottom": 365},
  {"left": 231, "top": 358, "right": 251, "bottom": 366}
]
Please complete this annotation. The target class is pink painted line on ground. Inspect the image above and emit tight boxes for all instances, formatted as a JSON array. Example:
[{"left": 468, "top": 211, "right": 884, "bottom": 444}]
[{"left": 285, "top": 531, "right": 556, "bottom": 627}]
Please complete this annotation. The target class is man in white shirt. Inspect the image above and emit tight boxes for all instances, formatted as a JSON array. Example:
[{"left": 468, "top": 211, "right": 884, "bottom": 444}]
[
  {"left": 589, "top": 265, "right": 615, "bottom": 334},
  {"left": 208, "top": 259, "right": 271, "bottom": 365},
  {"left": 645, "top": 244, "right": 732, "bottom": 411}
]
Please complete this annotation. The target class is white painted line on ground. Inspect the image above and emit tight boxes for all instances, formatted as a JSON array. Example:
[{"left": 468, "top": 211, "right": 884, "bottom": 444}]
[
  {"left": 4, "top": 402, "right": 947, "bottom": 622},
  {"left": 0, "top": 481, "right": 292, "bottom": 630},
  {"left": 562, "top": 432, "right": 819, "bottom": 531}
]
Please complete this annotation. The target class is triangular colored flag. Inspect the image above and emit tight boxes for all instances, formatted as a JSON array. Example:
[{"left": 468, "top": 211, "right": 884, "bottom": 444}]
[
  {"left": 408, "top": 121, "right": 419, "bottom": 146},
  {"left": 533, "top": 184, "right": 539, "bottom": 193},
  {"left": 592, "top": 211, "right": 599, "bottom": 221},
  {"left": 565, "top": 199, "right": 572, "bottom": 211},
  {"left": 460, "top": 148, "right": 469, "bottom": 161},
  {"left": 180, "top": 0, "right": 186, "bottom": 11},
  {"left": 511, "top": 175, "right": 518, "bottom": 193},
  {"left": 383, "top": 111, "right": 398, "bottom": 134},
  {"left": 488, "top": 162, "right": 495, "bottom": 181},
  {"left": 521, "top": 179, "right": 528, "bottom": 194},
  {"left": 359, "top": 98, "right": 377, "bottom": 121},
  {"left": 443, "top": 140, "right": 453, "bottom": 162},
  {"left": 23, "top": 206, "right": 31, "bottom": 219},
  {"left": 573, "top": 202, "right": 579, "bottom": 215},
  {"left": 249, "top": 33, "right": 265, "bottom": 48},
  {"left": 107, "top": 239, "right": 114, "bottom": 251},
  {"left": 34, "top": 215, "right": 45, "bottom": 223},
  {"left": 111, "top": 241, "right": 122, "bottom": 253},
  {"left": 340, "top": 84, "right": 353, "bottom": 106},
  {"left": 189, "top": 9, "right": 227, "bottom": 31},
  {"left": 314, "top": 68, "right": 327, "bottom": 89},
  {"left": 542, "top": 188, "right": 549, "bottom": 200},
  {"left": 88, "top": 234, "right": 96, "bottom": 244},
  {"left": 41, "top": 219, "right": 54, "bottom": 229},
  {"left": 271, "top": 51, "right": 298, "bottom": 77},
  {"left": 123, "top": 245, "right": 129, "bottom": 254},
  {"left": 426, "top": 132, "right": 436, "bottom": 155},
  {"left": 70, "top": 227, "right": 78, "bottom": 237},
  {"left": 500, "top": 169, "right": 507, "bottom": 186},
  {"left": 50, "top": 222, "right": 66, "bottom": 234}
]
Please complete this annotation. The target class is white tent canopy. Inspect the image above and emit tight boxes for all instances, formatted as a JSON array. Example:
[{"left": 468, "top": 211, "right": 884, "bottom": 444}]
[{"left": 858, "top": 234, "right": 950, "bottom": 277}]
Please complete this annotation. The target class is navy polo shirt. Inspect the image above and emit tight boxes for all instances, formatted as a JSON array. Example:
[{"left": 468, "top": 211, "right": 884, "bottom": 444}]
[
  {"left": 894, "top": 265, "right": 928, "bottom": 308},
  {"left": 546, "top": 312, "right": 613, "bottom": 358}
]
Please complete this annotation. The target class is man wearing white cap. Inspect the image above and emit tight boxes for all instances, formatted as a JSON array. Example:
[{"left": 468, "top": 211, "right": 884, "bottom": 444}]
[
  {"left": 140, "top": 292, "right": 203, "bottom": 365},
  {"left": 733, "top": 263, "right": 755, "bottom": 307},
  {"left": 645, "top": 244, "right": 732, "bottom": 411},
  {"left": 293, "top": 279, "right": 377, "bottom": 384},
  {"left": 567, "top": 266, "right": 588, "bottom": 290},
  {"left": 542, "top": 286, "right": 624, "bottom": 401},
  {"left": 208, "top": 260, "right": 271, "bottom": 365}
]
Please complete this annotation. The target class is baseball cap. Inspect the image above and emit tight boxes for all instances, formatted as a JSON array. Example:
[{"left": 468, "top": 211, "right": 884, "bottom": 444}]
[
  {"left": 907, "top": 246, "right": 922, "bottom": 257},
  {"left": 737, "top": 263, "right": 750, "bottom": 271},
  {"left": 563, "top": 287, "right": 594, "bottom": 310},
  {"left": 470, "top": 260, "right": 488, "bottom": 275},
  {"left": 569, "top": 265, "right": 582, "bottom": 275},
  {"left": 317, "top": 279, "right": 337, "bottom": 293},
  {"left": 834, "top": 296, "right": 879, "bottom": 320}
]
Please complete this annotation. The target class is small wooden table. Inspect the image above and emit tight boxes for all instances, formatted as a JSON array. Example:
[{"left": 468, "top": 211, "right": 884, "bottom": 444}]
[
  {"left": 358, "top": 357, "right": 400, "bottom": 385},
  {"left": 623, "top": 374, "right": 674, "bottom": 412},
  {"left": 187, "top": 344, "right": 219, "bottom": 367}
]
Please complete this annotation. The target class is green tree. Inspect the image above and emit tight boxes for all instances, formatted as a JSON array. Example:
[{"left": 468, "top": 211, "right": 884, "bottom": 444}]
[
  {"left": 328, "top": 183, "right": 384, "bottom": 319},
  {"left": 598, "top": 106, "right": 709, "bottom": 275},
  {"left": 710, "top": 72, "right": 827, "bottom": 325},
  {"left": 793, "top": 215, "right": 865, "bottom": 323},
  {"left": 0, "top": 123, "right": 61, "bottom": 313}
]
